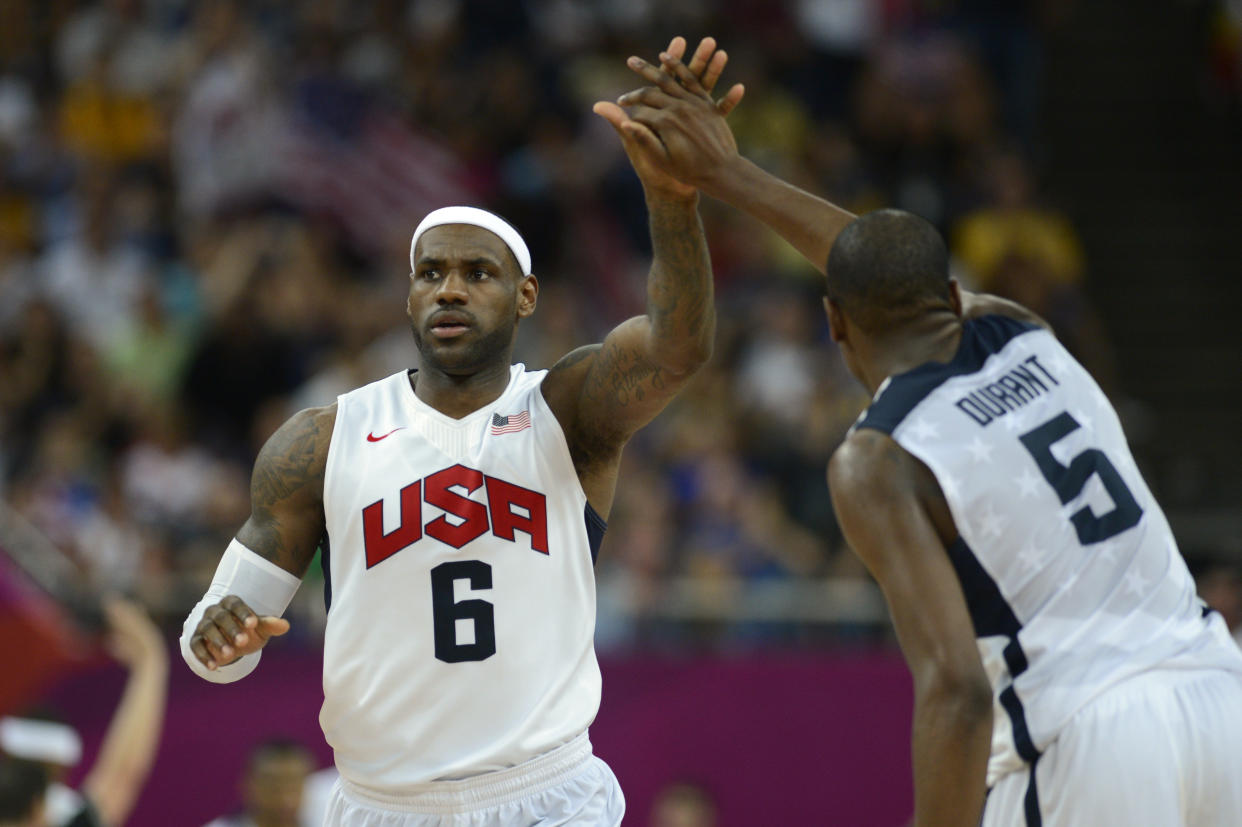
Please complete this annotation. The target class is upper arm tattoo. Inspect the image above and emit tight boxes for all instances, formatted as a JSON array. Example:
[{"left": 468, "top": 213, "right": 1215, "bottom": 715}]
[
  {"left": 584, "top": 339, "right": 669, "bottom": 410},
  {"left": 238, "top": 406, "right": 335, "bottom": 575}
]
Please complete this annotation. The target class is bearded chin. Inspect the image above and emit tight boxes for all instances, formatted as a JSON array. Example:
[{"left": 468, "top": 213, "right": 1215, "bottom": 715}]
[{"left": 411, "top": 319, "right": 517, "bottom": 375}]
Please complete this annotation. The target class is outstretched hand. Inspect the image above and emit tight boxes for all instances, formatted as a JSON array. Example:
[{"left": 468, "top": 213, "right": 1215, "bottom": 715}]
[
  {"left": 660, "top": 36, "right": 745, "bottom": 115},
  {"left": 592, "top": 96, "right": 697, "bottom": 201},
  {"left": 596, "top": 37, "right": 744, "bottom": 197}
]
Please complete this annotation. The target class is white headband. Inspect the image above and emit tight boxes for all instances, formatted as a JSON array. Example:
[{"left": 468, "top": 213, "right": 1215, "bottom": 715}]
[
  {"left": 409, "top": 206, "right": 532, "bottom": 276},
  {"left": 0, "top": 717, "right": 82, "bottom": 766}
]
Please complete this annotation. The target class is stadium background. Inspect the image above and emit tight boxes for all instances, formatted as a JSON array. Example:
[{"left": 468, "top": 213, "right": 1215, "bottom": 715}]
[{"left": 1, "top": 0, "right": 1239, "bottom": 824}]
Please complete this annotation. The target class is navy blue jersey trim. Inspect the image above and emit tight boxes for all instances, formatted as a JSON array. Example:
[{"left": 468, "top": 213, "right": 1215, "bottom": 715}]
[
  {"left": 856, "top": 315, "right": 1040, "bottom": 436},
  {"left": 320, "top": 533, "right": 332, "bottom": 613},
  {"left": 584, "top": 503, "right": 607, "bottom": 565},
  {"left": 945, "top": 537, "right": 1022, "bottom": 639},
  {"left": 1024, "top": 756, "right": 1043, "bottom": 826},
  {"left": 945, "top": 536, "right": 1040, "bottom": 763}
]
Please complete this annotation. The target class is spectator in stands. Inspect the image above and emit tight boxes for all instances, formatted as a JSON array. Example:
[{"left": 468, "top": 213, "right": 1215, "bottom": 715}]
[
  {"left": 0, "top": 758, "right": 47, "bottom": 827},
  {"left": 0, "top": 599, "right": 167, "bottom": 827},
  {"left": 650, "top": 781, "right": 718, "bottom": 827},
  {"left": 203, "top": 739, "right": 315, "bottom": 827},
  {"left": 952, "top": 146, "right": 1118, "bottom": 389},
  {"left": 1194, "top": 556, "right": 1242, "bottom": 648}
]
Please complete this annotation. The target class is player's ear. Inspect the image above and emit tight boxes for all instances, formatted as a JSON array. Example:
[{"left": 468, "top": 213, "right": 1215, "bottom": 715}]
[
  {"left": 517, "top": 273, "right": 538, "bottom": 319},
  {"left": 947, "top": 278, "right": 963, "bottom": 317},
  {"left": 824, "top": 296, "right": 847, "bottom": 345}
]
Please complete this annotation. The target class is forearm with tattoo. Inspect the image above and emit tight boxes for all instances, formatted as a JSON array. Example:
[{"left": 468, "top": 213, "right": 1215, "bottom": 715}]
[
  {"left": 642, "top": 195, "right": 714, "bottom": 373},
  {"left": 236, "top": 406, "right": 335, "bottom": 577}
]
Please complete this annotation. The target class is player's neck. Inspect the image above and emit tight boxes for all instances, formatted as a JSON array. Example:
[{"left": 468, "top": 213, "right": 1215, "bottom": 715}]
[
  {"left": 409, "top": 360, "right": 514, "bottom": 419},
  {"left": 862, "top": 314, "right": 963, "bottom": 394}
]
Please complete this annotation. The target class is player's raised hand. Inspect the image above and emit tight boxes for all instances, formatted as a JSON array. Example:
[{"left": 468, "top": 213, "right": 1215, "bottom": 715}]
[
  {"left": 604, "top": 45, "right": 743, "bottom": 196},
  {"left": 189, "top": 594, "right": 289, "bottom": 670},
  {"left": 102, "top": 597, "right": 165, "bottom": 667},
  {"left": 658, "top": 36, "right": 743, "bottom": 113}
]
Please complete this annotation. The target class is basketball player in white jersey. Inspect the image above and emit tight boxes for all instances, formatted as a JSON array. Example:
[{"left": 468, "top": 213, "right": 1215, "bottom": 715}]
[
  {"left": 607, "top": 42, "right": 1242, "bottom": 826},
  {"left": 178, "top": 38, "right": 727, "bottom": 827}
]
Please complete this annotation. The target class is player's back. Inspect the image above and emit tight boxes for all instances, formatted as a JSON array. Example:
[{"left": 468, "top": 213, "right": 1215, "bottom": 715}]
[
  {"left": 855, "top": 313, "right": 1242, "bottom": 784},
  {"left": 319, "top": 365, "right": 603, "bottom": 793}
]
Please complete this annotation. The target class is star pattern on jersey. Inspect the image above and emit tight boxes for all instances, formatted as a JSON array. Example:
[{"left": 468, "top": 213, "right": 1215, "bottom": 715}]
[
  {"left": 1122, "top": 568, "right": 1150, "bottom": 598},
  {"left": 1046, "top": 352, "right": 1071, "bottom": 378},
  {"left": 1017, "top": 541, "right": 1045, "bottom": 572},
  {"left": 907, "top": 418, "right": 941, "bottom": 441},
  {"left": 966, "top": 436, "right": 994, "bottom": 464},
  {"left": 1014, "top": 467, "right": 1042, "bottom": 498},
  {"left": 977, "top": 503, "right": 1007, "bottom": 540}
]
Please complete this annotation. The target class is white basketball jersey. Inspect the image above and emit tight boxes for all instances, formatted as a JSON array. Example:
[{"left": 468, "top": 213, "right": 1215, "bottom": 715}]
[
  {"left": 854, "top": 315, "right": 1242, "bottom": 785},
  {"left": 319, "top": 365, "right": 604, "bottom": 792}
]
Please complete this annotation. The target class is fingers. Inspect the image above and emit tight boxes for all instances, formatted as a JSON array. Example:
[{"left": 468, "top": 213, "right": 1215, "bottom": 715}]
[
  {"left": 625, "top": 56, "right": 690, "bottom": 99},
  {"left": 702, "top": 47, "right": 728, "bottom": 94},
  {"left": 195, "top": 617, "right": 234, "bottom": 667},
  {"left": 220, "top": 595, "right": 259, "bottom": 631},
  {"left": 688, "top": 37, "right": 719, "bottom": 91},
  {"left": 618, "top": 117, "right": 666, "bottom": 157},
  {"left": 190, "top": 596, "right": 261, "bottom": 669},
  {"left": 616, "top": 85, "right": 677, "bottom": 110},
  {"left": 597, "top": 100, "right": 668, "bottom": 153},
  {"left": 665, "top": 36, "right": 687, "bottom": 64},
  {"left": 190, "top": 637, "right": 216, "bottom": 670},
  {"left": 209, "top": 603, "right": 249, "bottom": 647},
  {"left": 258, "top": 616, "right": 291, "bottom": 638},
  {"left": 655, "top": 51, "right": 708, "bottom": 99},
  {"left": 592, "top": 100, "right": 630, "bottom": 131},
  {"left": 718, "top": 82, "right": 745, "bottom": 117}
]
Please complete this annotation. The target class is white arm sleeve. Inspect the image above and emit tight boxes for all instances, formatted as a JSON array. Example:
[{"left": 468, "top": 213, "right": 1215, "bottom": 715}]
[{"left": 180, "top": 538, "right": 302, "bottom": 684}]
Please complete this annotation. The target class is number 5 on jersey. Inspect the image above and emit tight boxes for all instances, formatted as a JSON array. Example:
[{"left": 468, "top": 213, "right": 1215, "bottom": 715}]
[
  {"left": 1019, "top": 411, "right": 1143, "bottom": 544},
  {"left": 431, "top": 561, "right": 496, "bottom": 663}
]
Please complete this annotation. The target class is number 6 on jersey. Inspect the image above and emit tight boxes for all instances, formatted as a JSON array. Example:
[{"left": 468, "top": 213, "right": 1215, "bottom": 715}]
[{"left": 431, "top": 561, "right": 497, "bottom": 663}]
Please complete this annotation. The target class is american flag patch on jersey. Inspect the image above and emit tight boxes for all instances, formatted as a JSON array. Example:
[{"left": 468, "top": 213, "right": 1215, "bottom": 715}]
[{"left": 490, "top": 411, "right": 531, "bottom": 435}]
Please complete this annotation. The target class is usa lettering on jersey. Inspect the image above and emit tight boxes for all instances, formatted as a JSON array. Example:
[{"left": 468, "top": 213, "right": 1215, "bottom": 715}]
[{"left": 362, "top": 463, "right": 549, "bottom": 568}]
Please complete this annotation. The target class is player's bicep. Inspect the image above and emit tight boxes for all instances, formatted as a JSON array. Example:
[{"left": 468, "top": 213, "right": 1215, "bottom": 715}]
[
  {"left": 236, "top": 405, "right": 336, "bottom": 577},
  {"left": 545, "top": 317, "right": 694, "bottom": 449},
  {"left": 829, "top": 433, "right": 983, "bottom": 688}
]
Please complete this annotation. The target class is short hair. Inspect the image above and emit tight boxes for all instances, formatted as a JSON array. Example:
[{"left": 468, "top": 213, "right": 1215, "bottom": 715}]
[
  {"left": 246, "top": 738, "right": 312, "bottom": 775},
  {"left": 826, "top": 209, "right": 952, "bottom": 333},
  {"left": 0, "top": 758, "right": 47, "bottom": 821}
]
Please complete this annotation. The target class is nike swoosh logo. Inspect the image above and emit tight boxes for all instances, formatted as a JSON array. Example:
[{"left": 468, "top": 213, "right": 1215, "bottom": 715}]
[{"left": 366, "top": 427, "right": 406, "bottom": 442}]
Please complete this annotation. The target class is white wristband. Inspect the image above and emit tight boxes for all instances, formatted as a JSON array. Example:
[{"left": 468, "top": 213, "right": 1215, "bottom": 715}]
[{"left": 180, "top": 539, "right": 302, "bottom": 684}]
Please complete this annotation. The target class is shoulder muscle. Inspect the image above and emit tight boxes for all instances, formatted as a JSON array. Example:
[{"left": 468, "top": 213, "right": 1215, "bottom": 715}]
[
  {"left": 960, "top": 289, "right": 1051, "bottom": 331},
  {"left": 237, "top": 404, "right": 337, "bottom": 576}
]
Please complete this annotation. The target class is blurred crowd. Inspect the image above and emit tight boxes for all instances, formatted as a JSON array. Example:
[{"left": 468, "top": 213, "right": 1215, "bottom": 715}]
[
  {"left": 0, "top": 0, "right": 1125, "bottom": 651},
  {"left": 1209, "top": 0, "right": 1242, "bottom": 114}
]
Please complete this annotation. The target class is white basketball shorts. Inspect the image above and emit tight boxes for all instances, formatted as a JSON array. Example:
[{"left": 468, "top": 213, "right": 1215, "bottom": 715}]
[
  {"left": 983, "top": 668, "right": 1242, "bottom": 826},
  {"left": 321, "top": 732, "right": 624, "bottom": 827}
]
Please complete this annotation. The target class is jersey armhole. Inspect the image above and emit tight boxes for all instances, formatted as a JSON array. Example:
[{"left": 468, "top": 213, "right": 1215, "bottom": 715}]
[{"left": 528, "top": 371, "right": 593, "bottom": 512}]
